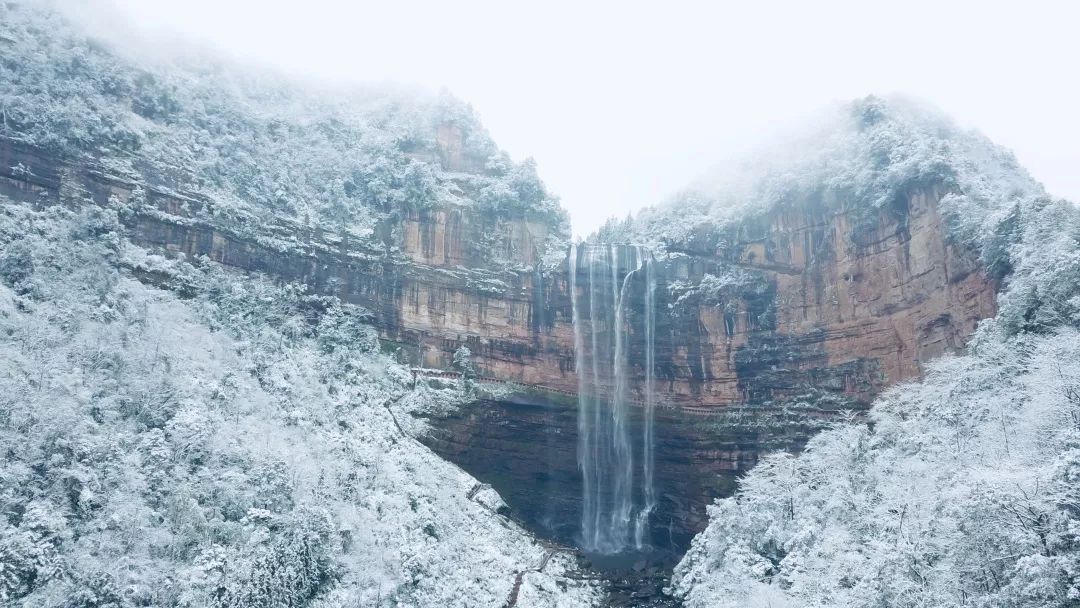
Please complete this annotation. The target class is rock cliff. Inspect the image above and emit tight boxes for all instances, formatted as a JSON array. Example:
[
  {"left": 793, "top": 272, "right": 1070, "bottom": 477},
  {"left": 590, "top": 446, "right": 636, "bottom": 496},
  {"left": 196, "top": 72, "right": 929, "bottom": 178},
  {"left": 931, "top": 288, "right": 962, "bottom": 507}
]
[
  {"left": 419, "top": 180, "right": 998, "bottom": 552},
  {"left": 0, "top": 111, "right": 998, "bottom": 553},
  {"left": 0, "top": 133, "right": 993, "bottom": 406}
]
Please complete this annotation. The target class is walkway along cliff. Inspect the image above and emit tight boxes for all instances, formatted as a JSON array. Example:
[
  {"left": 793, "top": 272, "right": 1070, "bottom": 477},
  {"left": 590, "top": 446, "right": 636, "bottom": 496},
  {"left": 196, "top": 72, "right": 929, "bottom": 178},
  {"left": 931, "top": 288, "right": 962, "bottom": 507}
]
[{"left": 0, "top": 127, "right": 998, "bottom": 555}]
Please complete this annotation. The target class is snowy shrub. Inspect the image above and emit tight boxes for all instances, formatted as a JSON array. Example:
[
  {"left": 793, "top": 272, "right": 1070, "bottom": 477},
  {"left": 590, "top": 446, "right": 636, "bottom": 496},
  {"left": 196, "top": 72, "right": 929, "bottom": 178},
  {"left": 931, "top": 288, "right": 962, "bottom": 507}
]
[
  {"left": 452, "top": 346, "right": 475, "bottom": 377},
  {"left": 668, "top": 268, "right": 768, "bottom": 318},
  {"left": 0, "top": 240, "right": 33, "bottom": 291},
  {"left": 0, "top": 502, "right": 69, "bottom": 603},
  {"left": 206, "top": 509, "right": 338, "bottom": 608}
]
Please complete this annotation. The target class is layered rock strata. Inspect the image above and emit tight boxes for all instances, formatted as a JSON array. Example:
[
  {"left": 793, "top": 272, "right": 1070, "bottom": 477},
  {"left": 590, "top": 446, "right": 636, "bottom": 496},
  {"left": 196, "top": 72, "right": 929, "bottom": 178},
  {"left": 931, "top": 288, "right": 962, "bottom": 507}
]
[
  {"left": 0, "top": 136, "right": 993, "bottom": 408},
  {"left": 0, "top": 132, "right": 997, "bottom": 553}
]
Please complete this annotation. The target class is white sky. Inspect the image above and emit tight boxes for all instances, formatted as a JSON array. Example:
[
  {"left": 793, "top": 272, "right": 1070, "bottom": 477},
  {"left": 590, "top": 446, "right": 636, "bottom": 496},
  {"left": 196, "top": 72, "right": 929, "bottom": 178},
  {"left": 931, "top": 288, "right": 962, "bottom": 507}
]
[{"left": 95, "top": 0, "right": 1080, "bottom": 237}]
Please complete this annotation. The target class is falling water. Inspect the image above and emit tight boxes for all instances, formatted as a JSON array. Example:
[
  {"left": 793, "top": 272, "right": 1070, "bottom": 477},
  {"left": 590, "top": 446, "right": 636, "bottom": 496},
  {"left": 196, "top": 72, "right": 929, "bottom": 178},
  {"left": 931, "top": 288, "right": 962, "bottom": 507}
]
[
  {"left": 634, "top": 255, "right": 656, "bottom": 548},
  {"left": 570, "top": 243, "right": 657, "bottom": 554}
]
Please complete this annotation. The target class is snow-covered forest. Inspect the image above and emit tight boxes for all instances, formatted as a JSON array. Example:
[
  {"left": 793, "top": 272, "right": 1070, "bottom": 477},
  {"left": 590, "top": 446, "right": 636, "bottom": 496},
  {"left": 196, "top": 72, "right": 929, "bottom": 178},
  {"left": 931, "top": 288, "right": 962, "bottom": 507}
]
[
  {"left": 669, "top": 99, "right": 1080, "bottom": 607},
  {"left": 0, "top": 200, "right": 598, "bottom": 606},
  {"left": 0, "top": 0, "right": 568, "bottom": 259}
]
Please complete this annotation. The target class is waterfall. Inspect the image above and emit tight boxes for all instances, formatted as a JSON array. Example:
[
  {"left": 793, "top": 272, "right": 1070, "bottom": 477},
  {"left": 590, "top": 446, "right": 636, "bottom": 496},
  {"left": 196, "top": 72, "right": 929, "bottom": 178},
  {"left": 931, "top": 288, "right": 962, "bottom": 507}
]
[
  {"left": 634, "top": 255, "right": 656, "bottom": 547},
  {"left": 570, "top": 243, "right": 657, "bottom": 554}
]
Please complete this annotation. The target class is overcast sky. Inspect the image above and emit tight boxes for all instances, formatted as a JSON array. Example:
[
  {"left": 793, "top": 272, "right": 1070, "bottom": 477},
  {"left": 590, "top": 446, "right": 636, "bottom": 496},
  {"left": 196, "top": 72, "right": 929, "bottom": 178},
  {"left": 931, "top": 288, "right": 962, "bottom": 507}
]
[{"left": 98, "top": 0, "right": 1080, "bottom": 237}]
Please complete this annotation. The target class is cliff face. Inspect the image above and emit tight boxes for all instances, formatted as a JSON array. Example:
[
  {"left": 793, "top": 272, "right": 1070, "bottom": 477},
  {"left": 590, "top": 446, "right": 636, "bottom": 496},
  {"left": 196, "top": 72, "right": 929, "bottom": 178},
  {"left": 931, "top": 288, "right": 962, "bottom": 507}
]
[
  {"left": 414, "top": 182, "right": 998, "bottom": 553},
  {"left": 0, "top": 133, "right": 570, "bottom": 382},
  {"left": 0, "top": 126, "right": 993, "bottom": 552},
  {"left": 0, "top": 130, "right": 994, "bottom": 410},
  {"left": 0, "top": 130, "right": 998, "bottom": 553},
  {"left": 655, "top": 186, "right": 997, "bottom": 407},
  {"left": 383, "top": 179, "right": 997, "bottom": 411}
]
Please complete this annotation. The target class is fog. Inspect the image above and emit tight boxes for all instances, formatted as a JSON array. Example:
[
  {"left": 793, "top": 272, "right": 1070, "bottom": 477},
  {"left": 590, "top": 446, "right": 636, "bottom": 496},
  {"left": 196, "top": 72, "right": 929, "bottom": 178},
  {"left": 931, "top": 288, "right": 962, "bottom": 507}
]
[{"left": 88, "top": 0, "right": 1080, "bottom": 236}]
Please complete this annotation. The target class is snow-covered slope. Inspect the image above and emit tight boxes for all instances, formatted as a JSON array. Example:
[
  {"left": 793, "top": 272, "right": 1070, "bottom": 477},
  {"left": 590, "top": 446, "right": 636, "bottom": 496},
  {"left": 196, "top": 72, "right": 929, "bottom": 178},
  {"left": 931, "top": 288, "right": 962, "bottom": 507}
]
[
  {"left": 0, "top": 199, "right": 598, "bottom": 606},
  {"left": 599, "top": 96, "right": 1039, "bottom": 252},
  {"left": 670, "top": 99, "right": 1080, "bottom": 607}
]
